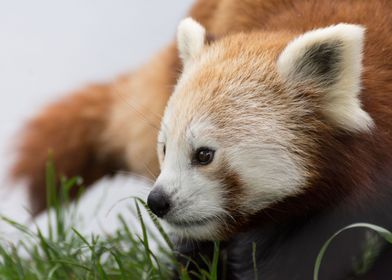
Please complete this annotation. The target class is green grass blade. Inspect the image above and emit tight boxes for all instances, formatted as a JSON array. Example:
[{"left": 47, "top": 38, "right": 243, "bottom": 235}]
[
  {"left": 209, "top": 241, "right": 220, "bottom": 280},
  {"left": 134, "top": 200, "right": 154, "bottom": 271},
  {"left": 45, "top": 156, "right": 56, "bottom": 241},
  {"left": 252, "top": 242, "right": 258, "bottom": 280},
  {"left": 135, "top": 197, "right": 174, "bottom": 250},
  {"left": 314, "top": 223, "right": 392, "bottom": 280}
]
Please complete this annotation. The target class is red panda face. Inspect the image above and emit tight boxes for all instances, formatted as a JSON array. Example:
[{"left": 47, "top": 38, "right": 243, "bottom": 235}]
[{"left": 147, "top": 18, "right": 373, "bottom": 240}]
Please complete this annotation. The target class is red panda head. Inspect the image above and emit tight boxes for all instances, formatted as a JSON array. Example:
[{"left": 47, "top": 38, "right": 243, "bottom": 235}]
[{"left": 147, "top": 18, "right": 374, "bottom": 240}]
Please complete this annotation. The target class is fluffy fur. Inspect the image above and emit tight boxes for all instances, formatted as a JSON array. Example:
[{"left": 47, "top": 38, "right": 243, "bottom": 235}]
[
  {"left": 177, "top": 17, "right": 206, "bottom": 64},
  {"left": 277, "top": 24, "right": 373, "bottom": 132},
  {"left": 12, "top": 84, "right": 123, "bottom": 214},
  {"left": 12, "top": 0, "right": 392, "bottom": 278}
]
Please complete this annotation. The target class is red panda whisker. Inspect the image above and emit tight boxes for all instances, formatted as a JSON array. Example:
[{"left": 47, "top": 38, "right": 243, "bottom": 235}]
[
  {"left": 127, "top": 151, "right": 160, "bottom": 179},
  {"left": 114, "top": 83, "right": 165, "bottom": 121},
  {"left": 116, "top": 170, "right": 156, "bottom": 185},
  {"left": 112, "top": 87, "right": 162, "bottom": 131}
]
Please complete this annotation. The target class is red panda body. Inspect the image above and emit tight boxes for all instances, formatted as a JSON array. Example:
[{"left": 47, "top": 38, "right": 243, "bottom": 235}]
[{"left": 12, "top": 0, "right": 392, "bottom": 278}]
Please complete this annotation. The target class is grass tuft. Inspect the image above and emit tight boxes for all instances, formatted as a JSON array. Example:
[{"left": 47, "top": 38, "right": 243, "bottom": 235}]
[
  {"left": 0, "top": 160, "right": 200, "bottom": 280},
  {"left": 0, "top": 159, "right": 390, "bottom": 279}
]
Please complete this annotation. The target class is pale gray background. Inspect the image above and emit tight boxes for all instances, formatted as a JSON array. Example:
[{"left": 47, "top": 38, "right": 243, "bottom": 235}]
[{"left": 0, "top": 0, "right": 193, "bottom": 239}]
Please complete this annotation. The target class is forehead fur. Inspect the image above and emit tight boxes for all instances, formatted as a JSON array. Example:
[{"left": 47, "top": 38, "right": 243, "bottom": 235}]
[{"left": 164, "top": 31, "right": 307, "bottom": 142}]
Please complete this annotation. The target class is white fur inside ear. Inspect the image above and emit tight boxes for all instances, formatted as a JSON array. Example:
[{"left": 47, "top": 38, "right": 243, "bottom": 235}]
[
  {"left": 177, "top": 17, "right": 206, "bottom": 64},
  {"left": 277, "top": 24, "right": 374, "bottom": 133}
]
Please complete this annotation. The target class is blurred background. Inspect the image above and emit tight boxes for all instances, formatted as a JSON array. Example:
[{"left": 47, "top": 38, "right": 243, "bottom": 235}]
[{"left": 0, "top": 0, "right": 193, "bottom": 241}]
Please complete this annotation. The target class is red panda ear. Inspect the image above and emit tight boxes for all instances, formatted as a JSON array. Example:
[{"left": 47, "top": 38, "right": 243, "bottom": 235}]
[
  {"left": 277, "top": 24, "right": 374, "bottom": 133},
  {"left": 177, "top": 17, "right": 206, "bottom": 65}
]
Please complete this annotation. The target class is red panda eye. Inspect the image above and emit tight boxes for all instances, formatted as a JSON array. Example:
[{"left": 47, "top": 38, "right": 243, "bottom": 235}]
[
  {"left": 163, "top": 145, "right": 166, "bottom": 156},
  {"left": 193, "top": 147, "right": 215, "bottom": 165}
]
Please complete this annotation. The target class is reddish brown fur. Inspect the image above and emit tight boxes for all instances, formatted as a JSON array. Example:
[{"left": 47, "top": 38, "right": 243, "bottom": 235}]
[
  {"left": 12, "top": 84, "right": 126, "bottom": 214},
  {"left": 208, "top": 160, "right": 248, "bottom": 237},
  {"left": 12, "top": 0, "right": 392, "bottom": 220}
]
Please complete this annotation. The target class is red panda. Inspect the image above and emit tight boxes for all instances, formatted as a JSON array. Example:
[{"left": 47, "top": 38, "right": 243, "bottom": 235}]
[{"left": 12, "top": 0, "right": 392, "bottom": 278}]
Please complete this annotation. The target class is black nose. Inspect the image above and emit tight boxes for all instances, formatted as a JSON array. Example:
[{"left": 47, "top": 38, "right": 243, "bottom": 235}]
[{"left": 147, "top": 189, "right": 171, "bottom": 218}]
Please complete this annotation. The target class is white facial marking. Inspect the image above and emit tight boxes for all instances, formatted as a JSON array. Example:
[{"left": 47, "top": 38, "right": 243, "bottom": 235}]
[
  {"left": 228, "top": 142, "right": 305, "bottom": 213},
  {"left": 154, "top": 118, "right": 229, "bottom": 239}
]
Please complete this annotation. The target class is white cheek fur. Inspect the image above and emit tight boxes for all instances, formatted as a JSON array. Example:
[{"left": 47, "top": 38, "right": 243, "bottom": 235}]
[{"left": 228, "top": 143, "right": 305, "bottom": 213}]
